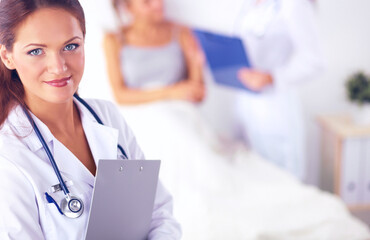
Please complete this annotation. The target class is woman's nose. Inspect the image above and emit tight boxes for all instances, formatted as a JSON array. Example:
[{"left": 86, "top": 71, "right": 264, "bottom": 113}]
[{"left": 47, "top": 53, "right": 67, "bottom": 74}]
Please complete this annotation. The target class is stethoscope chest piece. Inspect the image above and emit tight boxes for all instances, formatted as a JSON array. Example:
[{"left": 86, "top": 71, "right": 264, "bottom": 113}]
[{"left": 60, "top": 194, "right": 84, "bottom": 219}]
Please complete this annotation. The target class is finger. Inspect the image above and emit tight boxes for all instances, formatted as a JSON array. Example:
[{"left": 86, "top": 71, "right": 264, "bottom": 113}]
[{"left": 237, "top": 68, "right": 253, "bottom": 81}]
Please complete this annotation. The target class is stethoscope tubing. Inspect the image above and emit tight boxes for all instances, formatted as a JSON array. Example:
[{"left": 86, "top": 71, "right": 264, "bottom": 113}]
[
  {"left": 73, "top": 94, "right": 128, "bottom": 159},
  {"left": 22, "top": 107, "right": 70, "bottom": 195},
  {"left": 21, "top": 94, "right": 128, "bottom": 217}
]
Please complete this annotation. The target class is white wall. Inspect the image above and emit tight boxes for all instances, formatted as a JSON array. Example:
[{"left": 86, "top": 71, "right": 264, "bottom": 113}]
[
  {"left": 78, "top": 0, "right": 116, "bottom": 101},
  {"left": 79, "top": 0, "right": 370, "bottom": 186},
  {"left": 301, "top": 0, "right": 370, "bottom": 115},
  {"left": 301, "top": 0, "right": 370, "bottom": 185}
]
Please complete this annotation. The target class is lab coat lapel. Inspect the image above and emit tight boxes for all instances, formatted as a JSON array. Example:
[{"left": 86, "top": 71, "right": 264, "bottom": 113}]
[
  {"left": 7, "top": 106, "right": 95, "bottom": 185},
  {"left": 83, "top": 120, "right": 119, "bottom": 167},
  {"left": 75, "top": 99, "right": 119, "bottom": 166},
  {"left": 52, "top": 101, "right": 119, "bottom": 186},
  {"left": 53, "top": 139, "right": 95, "bottom": 186},
  {"left": 7, "top": 105, "right": 53, "bottom": 154},
  {"left": 9, "top": 101, "right": 120, "bottom": 186}
]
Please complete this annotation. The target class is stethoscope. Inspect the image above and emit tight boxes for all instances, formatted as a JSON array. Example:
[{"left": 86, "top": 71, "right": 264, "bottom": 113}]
[{"left": 22, "top": 94, "right": 128, "bottom": 219}]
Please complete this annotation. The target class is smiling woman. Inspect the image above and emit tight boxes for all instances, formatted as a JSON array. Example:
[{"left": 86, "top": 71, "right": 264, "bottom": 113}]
[
  {"left": 0, "top": 0, "right": 181, "bottom": 239},
  {"left": 0, "top": 0, "right": 85, "bottom": 125},
  {"left": 3, "top": 8, "right": 85, "bottom": 111}
]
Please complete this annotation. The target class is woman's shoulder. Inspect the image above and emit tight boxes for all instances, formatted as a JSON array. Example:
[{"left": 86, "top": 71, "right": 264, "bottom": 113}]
[
  {"left": 168, "top": 22, "right": 199, "bottom": 52},
  {"left": 0, "top": 105, "right": 32, "bottom": 146},
  {"left": 167, "top": 21, "right": 192, "bottom": 37},
  {"left": 169, "top": 22, "right": 197, "bottom": 45},
  {"left": 103, "top": 27, "right": 129, "bottom": 49}
]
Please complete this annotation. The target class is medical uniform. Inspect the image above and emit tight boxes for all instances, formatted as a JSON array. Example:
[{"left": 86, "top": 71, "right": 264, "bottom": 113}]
[
  {"left": 0, "top": 99, "right": 181, "bottom": 240},
  {"left": 234, "top": 0, "right": 323, "bottom": 179}
]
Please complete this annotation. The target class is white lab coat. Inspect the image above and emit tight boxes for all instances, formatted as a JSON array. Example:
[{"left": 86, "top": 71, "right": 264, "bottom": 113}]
[
  {"left": 234, "top": 0, "right": 324, "bottom": 179},
  {"left": 0, "top": 98, "right": 181, "bottom": 240},
  {"left": 165, "top": 0, "right": 323, "bottom": 179}
]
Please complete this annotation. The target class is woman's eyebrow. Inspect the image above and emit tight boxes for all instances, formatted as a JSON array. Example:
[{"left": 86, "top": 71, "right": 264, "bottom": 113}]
[
  {"left": 64, "top": 36, "right": 82, "bottom": 44},
  {"left": 23, "top": 43, "right": 46, "bottom": 49},
  {"left": 23, "top": 36, "right": 83, "bottom": 49}
]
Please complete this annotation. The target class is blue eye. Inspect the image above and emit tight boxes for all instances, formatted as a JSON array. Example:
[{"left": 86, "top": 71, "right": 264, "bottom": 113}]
[
  {"left": 64, "top": 44, "right": 79, "bottom": 51},
  {"left": 28, "top": 48, "right": 43, "bottom": 56}
]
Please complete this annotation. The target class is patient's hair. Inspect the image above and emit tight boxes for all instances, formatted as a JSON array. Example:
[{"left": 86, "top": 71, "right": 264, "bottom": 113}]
[
  {"left": 112, "top": 0, "right": 130, "bottom": 13},
  {"left": 0, "top": 0, "right": 86, "bottom": 127}
]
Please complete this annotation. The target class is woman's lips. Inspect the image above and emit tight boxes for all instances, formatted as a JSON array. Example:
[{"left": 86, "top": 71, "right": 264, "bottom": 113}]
[{"left": 44, "top": 77, "right": 71, "bottom": 87}]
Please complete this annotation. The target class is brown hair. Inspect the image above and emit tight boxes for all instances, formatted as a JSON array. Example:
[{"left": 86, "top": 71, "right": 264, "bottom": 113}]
[
  {"left": 112, "top": 0, "right": 130, "bottom": 13},
  {"left": 112, "top": 0, "right": 120, "bottom": 10},
  {"left": 0, "top": 0, "right": 86, "bottom": 127}
]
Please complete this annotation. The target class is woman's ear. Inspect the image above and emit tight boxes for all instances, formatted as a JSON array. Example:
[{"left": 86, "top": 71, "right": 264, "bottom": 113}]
[{"left": 0, "top": 45, "right": 15, "bottom": 70}]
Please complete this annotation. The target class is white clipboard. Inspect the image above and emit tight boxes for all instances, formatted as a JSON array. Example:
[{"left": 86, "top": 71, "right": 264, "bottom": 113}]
[{"left": 84, "top": 160, "right": 161, "bottom": 240}]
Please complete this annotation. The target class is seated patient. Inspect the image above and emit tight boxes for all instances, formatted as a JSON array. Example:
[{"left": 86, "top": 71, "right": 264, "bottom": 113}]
[
  {"left": 0, "top": 0, "right": 181, "bottom": 239},
  {"left": 104, "top": 0, "right": 205, "bottom": 105}
]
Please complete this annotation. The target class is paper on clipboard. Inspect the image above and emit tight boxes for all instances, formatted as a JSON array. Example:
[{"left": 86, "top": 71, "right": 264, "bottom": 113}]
[
  {"left": 85, "top": 160, "right": 160, "bottom": 240},
  {"left": 193, "top": 29, "right": 254, "bottom": 92}
]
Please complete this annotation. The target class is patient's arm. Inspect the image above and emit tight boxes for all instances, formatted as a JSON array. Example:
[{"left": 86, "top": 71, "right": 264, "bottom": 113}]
[
  {"left": 103, "top": 32, "right": 204, "bottom": 105},
  {"left": 178, "top": 27, "right": 205, "bottom": 84}
]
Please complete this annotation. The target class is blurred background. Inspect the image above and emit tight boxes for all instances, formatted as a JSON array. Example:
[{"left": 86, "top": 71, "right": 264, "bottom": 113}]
[
  {"left": 79, "top": 0, "right": 370, "bottom": 186},
  {"left": 78, "top": 0, "right": 370, "bottom": 238}
]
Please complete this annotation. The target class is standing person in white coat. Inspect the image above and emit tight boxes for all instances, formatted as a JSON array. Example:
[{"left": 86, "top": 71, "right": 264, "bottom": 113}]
[
  {"left": 235, "top": 0, "right": 323, "bottom": 180},
  {"left": 0, "top": 0, "right": 181, "bottom": 239}
]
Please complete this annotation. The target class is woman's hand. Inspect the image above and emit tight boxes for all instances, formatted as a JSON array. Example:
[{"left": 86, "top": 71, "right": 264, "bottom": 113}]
[
  {"left": 169, "top": 80, "right": 205, "bottom": 103},
  {"left": 237, "top": 68, "right": 273, "bottom": 91}
]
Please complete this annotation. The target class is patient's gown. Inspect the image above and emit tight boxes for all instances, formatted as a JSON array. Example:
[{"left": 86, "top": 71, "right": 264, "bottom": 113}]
[{"left": 117, "top": 36, "right": 369, "bottom": 240}]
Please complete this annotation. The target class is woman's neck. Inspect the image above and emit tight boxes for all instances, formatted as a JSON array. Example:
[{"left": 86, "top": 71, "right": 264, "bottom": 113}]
[
  {"left": 125, "top": 20, "right": 172, "bottom": 47},
  {"left": 25, "top": 98, "right": 80, "bottom": 137},
  {"left": 130, "top": 20, "right": 168, "bottom": 38}
]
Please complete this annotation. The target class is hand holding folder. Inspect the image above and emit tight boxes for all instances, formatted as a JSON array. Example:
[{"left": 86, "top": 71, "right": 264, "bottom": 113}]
[
  {"left": 238, "top": 68, "right": 273, "bottom": 92},
  {"left": 193, "top": 29, "right": 255, "bottom": 92}
]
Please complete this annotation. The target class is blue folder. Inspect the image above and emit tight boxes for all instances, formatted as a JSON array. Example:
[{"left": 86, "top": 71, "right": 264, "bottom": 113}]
[{"left": 194, "top": 29, "right": 253, "bottom": 92}]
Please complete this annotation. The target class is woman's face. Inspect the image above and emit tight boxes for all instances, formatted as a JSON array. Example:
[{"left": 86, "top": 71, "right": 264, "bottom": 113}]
[
  {"left": 0, "top": 7, "right": 84, "bottom": 105},
  {"left": 127, "top": 0, "right": 164, "bottom": 23}
]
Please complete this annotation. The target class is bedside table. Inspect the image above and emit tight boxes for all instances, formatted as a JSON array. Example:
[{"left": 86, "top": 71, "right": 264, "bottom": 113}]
[{"left": 318, "top": 114, "right": 370, "bottom": 211}]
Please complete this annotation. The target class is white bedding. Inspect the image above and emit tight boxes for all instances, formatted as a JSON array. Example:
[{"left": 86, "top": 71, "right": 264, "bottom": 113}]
[{"left": 119, "top": 101, "right": 370, "bottom": 240}]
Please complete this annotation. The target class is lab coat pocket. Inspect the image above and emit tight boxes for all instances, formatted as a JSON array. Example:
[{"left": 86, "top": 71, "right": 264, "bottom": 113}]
[
  {"left": 44, "top": 189, "right": 71, "bottom": 217},
  {"left": 43, "top": 191, "right": 66, "bottom": 239},
  {"left": 43, "top": 181, "right": 90, "bottom": 240}
]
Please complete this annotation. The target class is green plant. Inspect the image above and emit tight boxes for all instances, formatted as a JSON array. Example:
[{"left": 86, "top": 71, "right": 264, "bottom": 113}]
[{"left": 346, "top": 72, "right": 370, "bottom": 105}]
